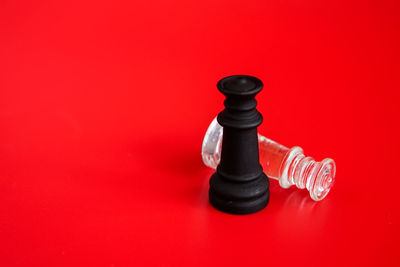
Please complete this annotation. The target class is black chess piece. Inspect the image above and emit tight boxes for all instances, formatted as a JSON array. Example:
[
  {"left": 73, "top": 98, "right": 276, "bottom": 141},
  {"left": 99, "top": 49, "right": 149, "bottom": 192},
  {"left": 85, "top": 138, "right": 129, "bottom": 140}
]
[{"left": 209, "top": 75, "right": 270, "bottom": 214}]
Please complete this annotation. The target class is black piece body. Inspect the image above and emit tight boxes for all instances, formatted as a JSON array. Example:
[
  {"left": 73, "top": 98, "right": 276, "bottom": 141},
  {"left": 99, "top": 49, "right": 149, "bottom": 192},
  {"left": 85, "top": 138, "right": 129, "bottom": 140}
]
[{"left": 209, "top": 75, "right": 270, "bottom": 214}]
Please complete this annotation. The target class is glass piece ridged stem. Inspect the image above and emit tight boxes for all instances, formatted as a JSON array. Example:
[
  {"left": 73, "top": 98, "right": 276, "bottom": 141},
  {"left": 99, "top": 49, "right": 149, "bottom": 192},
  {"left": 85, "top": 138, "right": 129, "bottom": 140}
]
[{"left": 201, "top": 117, "right": 336, "bottom": 201}]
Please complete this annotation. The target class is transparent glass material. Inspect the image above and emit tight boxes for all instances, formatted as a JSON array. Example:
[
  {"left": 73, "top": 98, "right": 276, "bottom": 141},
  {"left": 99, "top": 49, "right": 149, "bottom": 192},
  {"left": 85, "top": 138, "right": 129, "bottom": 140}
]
[{"left": 202, "top": 117, "right": 336, "bottom": 201}]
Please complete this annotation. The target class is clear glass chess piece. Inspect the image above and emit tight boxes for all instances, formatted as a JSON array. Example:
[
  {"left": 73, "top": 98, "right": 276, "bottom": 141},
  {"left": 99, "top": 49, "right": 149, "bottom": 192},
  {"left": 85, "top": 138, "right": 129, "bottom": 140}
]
[{"left": 202, "top": 117, "right": 336, "bottom": 201}]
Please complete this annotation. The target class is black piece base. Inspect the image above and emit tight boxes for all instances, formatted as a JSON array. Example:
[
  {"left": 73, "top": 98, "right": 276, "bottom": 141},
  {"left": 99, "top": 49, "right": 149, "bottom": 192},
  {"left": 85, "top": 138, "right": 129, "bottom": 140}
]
[{"left": 209, "top": 173, "right": 270, "bottom": 215}]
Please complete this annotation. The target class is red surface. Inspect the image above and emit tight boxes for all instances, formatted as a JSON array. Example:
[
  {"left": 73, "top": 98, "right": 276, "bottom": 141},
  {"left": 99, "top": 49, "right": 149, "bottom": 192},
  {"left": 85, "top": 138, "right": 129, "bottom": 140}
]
[{"left": 1, "top": 0, "right": 399, "bottom": 266}]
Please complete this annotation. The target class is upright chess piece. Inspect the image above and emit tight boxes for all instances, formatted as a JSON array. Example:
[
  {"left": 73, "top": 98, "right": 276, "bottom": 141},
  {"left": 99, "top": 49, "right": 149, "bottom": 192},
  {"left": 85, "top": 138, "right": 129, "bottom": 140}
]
[{"left": 209, "top": 75, "right": 270, "bottom": 214}]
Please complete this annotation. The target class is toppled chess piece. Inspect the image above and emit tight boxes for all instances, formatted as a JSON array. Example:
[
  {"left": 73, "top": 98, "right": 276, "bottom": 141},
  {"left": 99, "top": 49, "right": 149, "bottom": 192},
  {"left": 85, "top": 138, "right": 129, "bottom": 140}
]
[
  {"left": 202, "top": 118, "right": 336, "bottom": 201},
  {"left": 209, "top": 75, "right": 270, "bottom": 214}
]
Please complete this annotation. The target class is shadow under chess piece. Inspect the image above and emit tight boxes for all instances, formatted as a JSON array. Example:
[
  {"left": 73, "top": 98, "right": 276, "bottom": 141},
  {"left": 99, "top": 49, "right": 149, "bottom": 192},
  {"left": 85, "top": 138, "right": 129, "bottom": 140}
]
[{"left": 209, "top": 75, "right": 270, "bottom": 214}]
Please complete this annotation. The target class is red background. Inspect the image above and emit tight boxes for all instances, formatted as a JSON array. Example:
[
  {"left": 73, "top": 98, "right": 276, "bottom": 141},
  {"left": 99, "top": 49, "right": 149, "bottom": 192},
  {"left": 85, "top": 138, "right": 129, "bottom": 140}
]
[{"left": 1, "top": 0, "right": 399, "bottom": 266}]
